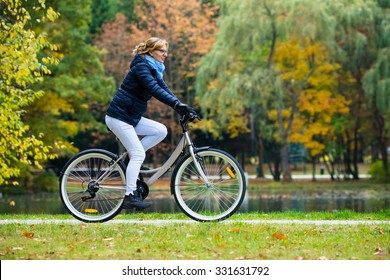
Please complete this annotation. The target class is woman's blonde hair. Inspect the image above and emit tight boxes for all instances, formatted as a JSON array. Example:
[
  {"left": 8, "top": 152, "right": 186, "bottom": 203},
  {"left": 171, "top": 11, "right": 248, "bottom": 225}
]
[{"left": 133, "top": 37, "right": 169, "bottom": 56}]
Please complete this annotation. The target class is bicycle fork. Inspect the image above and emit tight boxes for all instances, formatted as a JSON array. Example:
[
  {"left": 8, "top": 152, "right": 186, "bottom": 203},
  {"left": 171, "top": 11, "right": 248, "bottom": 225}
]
[{"left": 184, "top": 132, "right": 212, "bottom": 186}]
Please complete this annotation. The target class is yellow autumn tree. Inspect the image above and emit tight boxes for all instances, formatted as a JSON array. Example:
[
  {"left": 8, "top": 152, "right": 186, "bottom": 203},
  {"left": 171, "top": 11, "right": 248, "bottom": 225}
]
[
  {"left": 0, "top": 0, "right": 59, "bottom": 185},
  {"left": 269, "top": 40, "right": 349, "bottom": 177}
]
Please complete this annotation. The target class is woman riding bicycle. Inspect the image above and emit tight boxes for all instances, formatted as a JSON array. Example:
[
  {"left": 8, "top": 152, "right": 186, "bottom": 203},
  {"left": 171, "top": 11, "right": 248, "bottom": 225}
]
[{"left": 105, "top": 37, "right": 196, "bottom": 210}]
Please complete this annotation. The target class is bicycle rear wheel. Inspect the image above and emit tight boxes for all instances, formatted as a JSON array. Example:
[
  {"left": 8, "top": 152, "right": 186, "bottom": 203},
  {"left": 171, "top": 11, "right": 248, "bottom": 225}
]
[
  {"left": 59, "top": 149, "right": 126, "bottom": 223},
  {"left": 172, "top": 148, "right": 246, "bottom": 222}
]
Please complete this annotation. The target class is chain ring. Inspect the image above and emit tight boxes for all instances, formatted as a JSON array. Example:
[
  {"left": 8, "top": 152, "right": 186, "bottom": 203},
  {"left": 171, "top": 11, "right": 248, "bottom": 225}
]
[{"left": 136, "top": 179, "right": 149, "bottom": 200}]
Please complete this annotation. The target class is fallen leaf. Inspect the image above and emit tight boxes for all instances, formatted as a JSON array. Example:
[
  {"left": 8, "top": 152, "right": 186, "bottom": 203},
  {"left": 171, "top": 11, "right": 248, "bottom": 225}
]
[
  {"left": 319, "top": 256, "right": 329, "bottom": 260},
  {"left": 229, "top": 228, "right": 241, "bottom": 233},
  {"left": 102, "top": 237, "right": 114, "bottom": 241},
  {"left": 258, "top": 253, "right": 267, "bottom": 259},
  {"left": 23, "top": 231, "right": 34, "bottom": 239},
  {"left": 295, "top": 256, "right": 304, "bottom": 260},
  {"left": 374, "top": 247, "right": 386, "bottom": 257},
  {"left": 211, "top": 232, "right": 222, "bottom": 240},
  {"left": 272, "top": 233, "right": 288, "bottom": 240},
  {"left": 12, "top": 247, "right": 24, "bottom": 251},
  {"left": 374, "top": 247, "right": 383, "bottom": 253}
]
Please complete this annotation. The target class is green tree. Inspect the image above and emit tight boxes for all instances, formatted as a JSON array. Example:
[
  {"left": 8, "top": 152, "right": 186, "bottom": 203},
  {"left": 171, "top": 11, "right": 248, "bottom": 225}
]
[
  {"left": 362, "top": 0, "right": 390, "bottom": 177},
  {"left": 321, "top": 0, "right": 390, "bottom": 179},
  {"left": 90, "top": 0, "right": 135, "bottom": 34},
  {"left": 196, "top": 0, "right": 276, "bottom": 178},
  {"left": 27, "top": 0, "right": 115, "bottom": 159},
  {"left": 0, "top": 0, "right": 59, "bottom": 185}
]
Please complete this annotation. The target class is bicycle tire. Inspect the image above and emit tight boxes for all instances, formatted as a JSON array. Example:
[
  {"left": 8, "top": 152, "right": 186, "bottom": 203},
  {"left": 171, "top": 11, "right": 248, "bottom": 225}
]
[
  {"left": 172, "top": 148, "right": 246, "bottom": 222},
  {"left": 59, "top": 149, "right": 127, "bottom": 223}
]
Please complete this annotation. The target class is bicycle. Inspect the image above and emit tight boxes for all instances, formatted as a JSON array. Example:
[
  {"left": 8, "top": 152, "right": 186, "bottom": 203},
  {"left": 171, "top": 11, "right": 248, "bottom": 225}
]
[{"left": 59, "top": 112, "right": 246, "bottom": 223}]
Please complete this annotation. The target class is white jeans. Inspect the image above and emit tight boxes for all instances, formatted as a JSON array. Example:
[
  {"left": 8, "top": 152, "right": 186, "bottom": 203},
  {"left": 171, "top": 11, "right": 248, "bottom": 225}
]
[{"left": 105, "top": 115, "right": 167, "bottom": 195}]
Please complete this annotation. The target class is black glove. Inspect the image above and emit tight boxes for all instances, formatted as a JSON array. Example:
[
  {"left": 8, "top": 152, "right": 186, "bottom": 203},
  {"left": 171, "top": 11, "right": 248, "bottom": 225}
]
[{"left": 173, "top": 101, "right": 193, "bottom": 116}]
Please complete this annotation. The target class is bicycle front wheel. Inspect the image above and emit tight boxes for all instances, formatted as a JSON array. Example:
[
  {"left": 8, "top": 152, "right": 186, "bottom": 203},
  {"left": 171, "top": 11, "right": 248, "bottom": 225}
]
[
  {"left": 172, "top": 148, "right": 246, "bottom": 222},
  {"left": 59, "top": 149, "right": 126, "bottom": 223}
]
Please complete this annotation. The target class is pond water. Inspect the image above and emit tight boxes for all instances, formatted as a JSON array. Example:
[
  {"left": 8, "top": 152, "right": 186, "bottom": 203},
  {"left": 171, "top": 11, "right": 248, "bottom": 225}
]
[{"left": 1, "top": 184, "right": 389, "bottom": 215}]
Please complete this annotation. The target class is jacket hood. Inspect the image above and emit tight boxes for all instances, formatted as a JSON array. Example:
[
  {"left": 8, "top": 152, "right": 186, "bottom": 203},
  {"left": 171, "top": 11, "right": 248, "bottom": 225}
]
[{"left": 130, "top": 54, "right": 145, "bottom": 68}]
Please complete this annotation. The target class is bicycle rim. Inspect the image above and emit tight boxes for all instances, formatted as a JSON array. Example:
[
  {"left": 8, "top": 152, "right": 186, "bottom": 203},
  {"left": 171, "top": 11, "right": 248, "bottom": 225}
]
[
  {"left": 173, "top": 149, "right": 246, "bottom": 222},
  {"left": 59, "top": 150, "right": 126, "bottom": 223}
]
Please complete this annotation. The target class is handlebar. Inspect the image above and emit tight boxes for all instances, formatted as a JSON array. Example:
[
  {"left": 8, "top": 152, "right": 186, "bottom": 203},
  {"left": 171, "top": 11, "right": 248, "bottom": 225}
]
[
  {"left": 180, "top": 111, "right": 201, "bottom": 131},
  {"left": 182, "top": 111, "right": 201, "bottom": 122}
]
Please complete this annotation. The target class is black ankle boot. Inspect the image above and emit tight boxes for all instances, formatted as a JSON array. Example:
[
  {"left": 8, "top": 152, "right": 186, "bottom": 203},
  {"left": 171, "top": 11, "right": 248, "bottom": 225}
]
[{"left": 123, "top": 190, "right": 152, "bottom": 210}]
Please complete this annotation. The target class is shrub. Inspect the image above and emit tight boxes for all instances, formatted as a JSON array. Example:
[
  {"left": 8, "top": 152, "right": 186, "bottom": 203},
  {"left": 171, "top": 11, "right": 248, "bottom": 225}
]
[{"left": 368, "top": 161, "right": 390, "bottom": 182}]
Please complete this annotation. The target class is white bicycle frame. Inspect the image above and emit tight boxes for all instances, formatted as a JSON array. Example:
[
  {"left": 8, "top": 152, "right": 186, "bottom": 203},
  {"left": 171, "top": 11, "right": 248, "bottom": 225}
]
[
  {"left": 143, "top": 131, "right": 211, "bottom": 186},
  {"left": 96, "top": 130, "right": 211, "bottom": 189},
  {"left": 142, "top": 135, "right": 186, "bottom": 186}
]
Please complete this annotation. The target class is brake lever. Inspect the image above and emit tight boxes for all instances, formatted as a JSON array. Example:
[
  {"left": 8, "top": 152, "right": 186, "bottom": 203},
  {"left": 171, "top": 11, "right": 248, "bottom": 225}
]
[
  {"left": 180, "top": 112, "right": 201, "bottom": 123},
  {"left": 188, "top": 112, "right": 201, "bottom": 122}
]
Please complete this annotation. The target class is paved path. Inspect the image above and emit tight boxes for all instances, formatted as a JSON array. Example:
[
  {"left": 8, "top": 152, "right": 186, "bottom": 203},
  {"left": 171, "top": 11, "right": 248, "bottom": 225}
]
[
  {"left": 246, "top": 173, "right": 371, "bottom": 180},
  {"left": 0, "top": 219, "right": 389, "bottom": 225}
]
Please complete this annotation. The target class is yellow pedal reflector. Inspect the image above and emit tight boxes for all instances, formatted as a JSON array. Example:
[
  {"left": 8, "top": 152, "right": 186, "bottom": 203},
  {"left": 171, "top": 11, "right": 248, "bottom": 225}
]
[
  {"left": 85, "top": 208, "right": 98, "bottom": 214},
  {"left": 226, "top": 167, "right": 236, "bottom": 179}
]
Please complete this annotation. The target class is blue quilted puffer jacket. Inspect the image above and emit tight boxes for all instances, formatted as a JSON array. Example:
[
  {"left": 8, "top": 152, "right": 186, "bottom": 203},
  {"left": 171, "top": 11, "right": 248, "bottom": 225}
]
[{"left": 106, "top": 54, "right": 179, "bottom": 126}]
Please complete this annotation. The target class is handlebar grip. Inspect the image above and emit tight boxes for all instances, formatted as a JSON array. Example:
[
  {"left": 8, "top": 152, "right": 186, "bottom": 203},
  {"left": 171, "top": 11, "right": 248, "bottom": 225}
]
[
  {"left": 181, "top": 111, "right": 201, "bottom": 123},
  {"left": 188, "top": 112, "right": 201, "bottom": 122}
]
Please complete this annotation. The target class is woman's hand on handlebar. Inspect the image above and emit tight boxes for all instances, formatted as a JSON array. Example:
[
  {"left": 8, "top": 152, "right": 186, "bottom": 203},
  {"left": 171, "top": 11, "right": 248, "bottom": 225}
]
[
  {"left": 173, "top": 101, "right": 200, "bottom": 121},
  {"left": 180, "top": 108, "right": 201, "bottom": 123},
  {"left": 186, "top": 110, "right": 201, "bottom": 122},
  {"left": 173, "top": 101, "right": 193, "bottom": 116}
]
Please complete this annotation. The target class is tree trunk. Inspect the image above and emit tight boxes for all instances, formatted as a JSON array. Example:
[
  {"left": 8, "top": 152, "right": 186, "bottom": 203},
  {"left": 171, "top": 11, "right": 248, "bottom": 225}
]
[
  {"left": 281, "top": 144, "right": 292, "bottom": 181},
  {"left": 323, "top": 153, "right": 336, "bottom": 181},
  {"left": 268, "top": 159, "right": 281, "bottom": 181},
  {"left": 374, "top": 109, "right": 389, "bottom": 176},
  {"left": 311, "top": 157, "right": 317, "bottom": 181},
  {"left": 381, "top": 141, "right": 389, "bottom": 177},
  {"left": 256, "top": 135, "right": 265, "bottom": 177},
  {"left": 352, "top": 124, "right": 360, "bottom": 179}
]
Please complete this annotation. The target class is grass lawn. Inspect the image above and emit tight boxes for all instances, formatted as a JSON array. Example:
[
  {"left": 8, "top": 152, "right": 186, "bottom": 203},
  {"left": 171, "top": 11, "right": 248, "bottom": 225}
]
[
  {"left": 0, "top": 212, "right": 389, "bottom": 260},
  {"left": 1, "top": 180, "right": 388, "bottom": 260}
]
